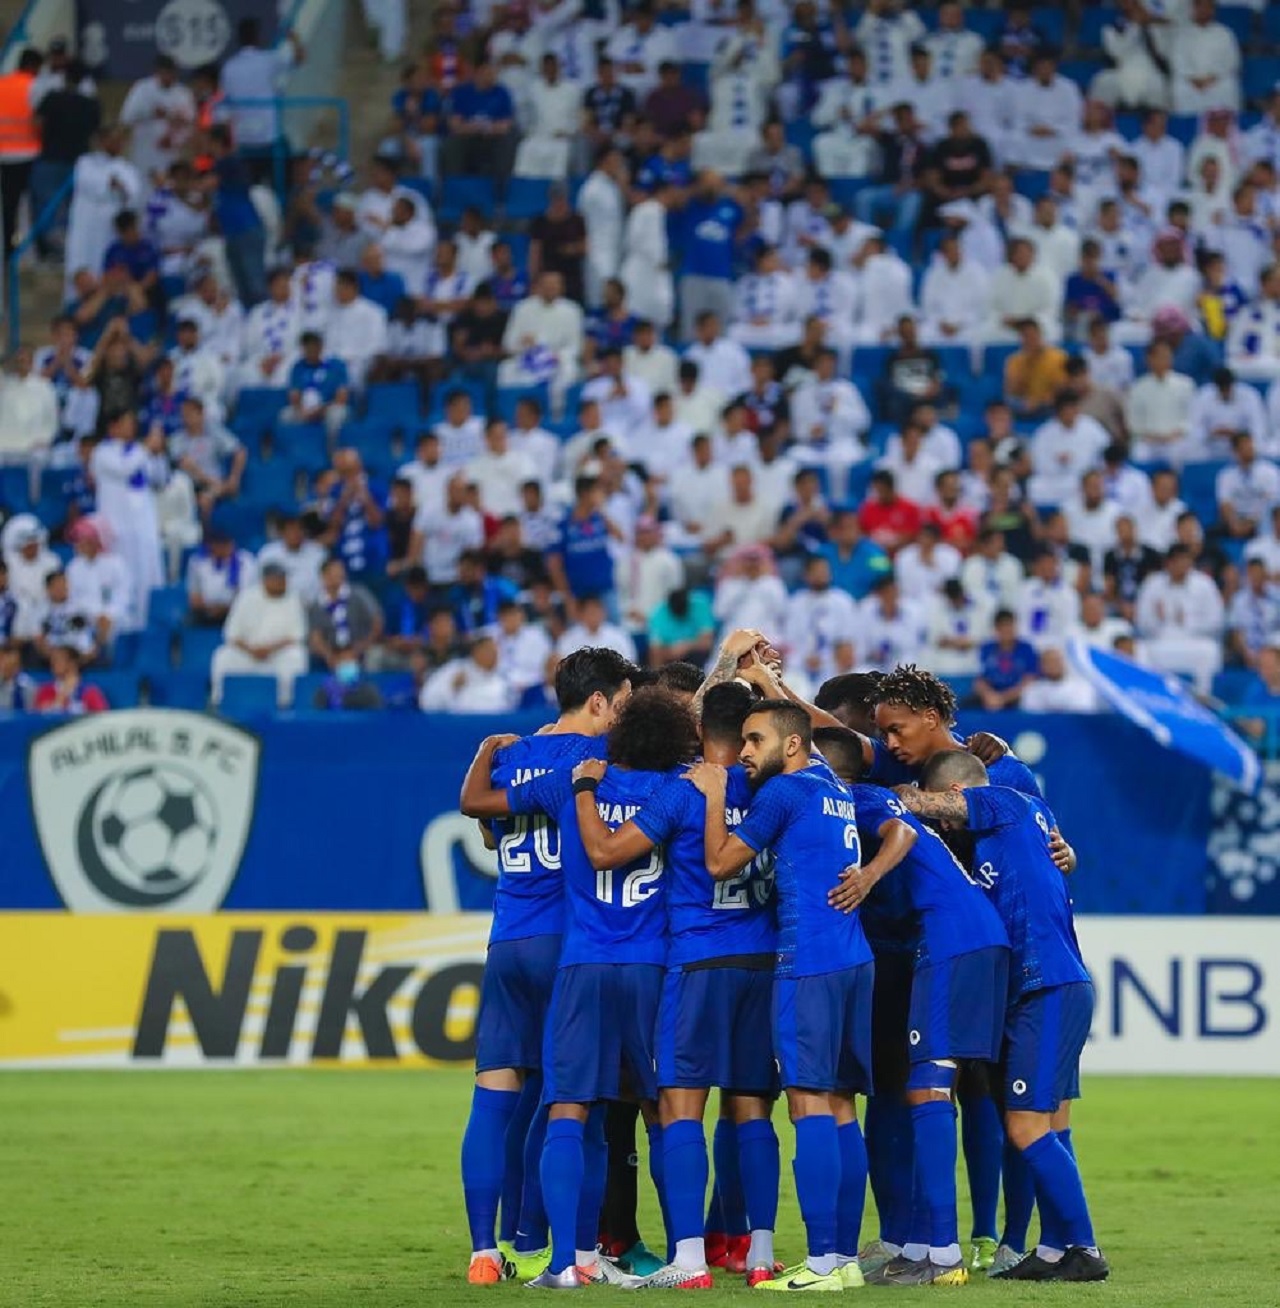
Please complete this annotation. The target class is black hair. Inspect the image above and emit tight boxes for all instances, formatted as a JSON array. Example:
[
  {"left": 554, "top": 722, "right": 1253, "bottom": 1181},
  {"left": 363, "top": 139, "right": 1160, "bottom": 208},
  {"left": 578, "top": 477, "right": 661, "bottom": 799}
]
[
  {"left": 873, "top": 663, "right": 958, "bottom": 727},
  {"left": 813, "top": 726, "right": 866, "bottom": 784},
  {"left": 701, "top": 681, "right": 756, "bottom": 747},
  {"left": 743, "top": 699, "right": 813, "bottom": 752},
  {"left": 815, "top": 672, "right": 883, "bottom": 720},
  {"left": 655, "top": 659, "right": 704, "bottom": 698},
  {"left": 919, "top": 748, "right": 987, "bottom": 790},
  {"left": 554, "top": 647, "right": 637, "bottom": 713},
  {"left": 607, "top": 686, "right": 700, "bottom": 772}
]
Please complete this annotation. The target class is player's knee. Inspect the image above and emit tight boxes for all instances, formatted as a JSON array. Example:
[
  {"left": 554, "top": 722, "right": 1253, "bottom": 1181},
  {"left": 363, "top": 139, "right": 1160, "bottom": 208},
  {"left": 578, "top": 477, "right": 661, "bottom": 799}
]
[
  {"left": 906, "top": 1059, "right": 957, "bottom": 1098},
  {"left": 1004, "top": 1110, "right": 1050, "bottom": 1152}
]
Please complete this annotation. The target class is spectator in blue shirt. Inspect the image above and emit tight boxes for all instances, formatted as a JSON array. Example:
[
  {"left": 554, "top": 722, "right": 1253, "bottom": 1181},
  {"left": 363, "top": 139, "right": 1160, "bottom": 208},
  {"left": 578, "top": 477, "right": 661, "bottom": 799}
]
[
  {"left": 1238, "top": 644, "right": 1280, "bottom": 743},
  {"left": 975, "top": 608, "right": 1040, "bottom": 710},
  {"left": 820, "top": 508, "right": 892, "bottom": 600},
  {"left": 318, "top": 448, "right": 386, "bottom": 578},
  {"left": 1152, "top": 304, "right": 1221, "bottom": 386},
  {"left": 387, "top": 62, "right": 443, "bottom": 182},
  {"left": 449, "top": 549, "right": 518, "bottom": 635},
  {"left": 203, "top": 124, "right": 266, "bottom": 307},
  {"left": 280, "top": 331, "right": 351, "bottom": 442},
  {"left": 68, "top": 265, "right": 156, "bottom": 348},
  {"left": 357, "top": 243, "right": 408, "bottom": 317},
  {"left": 678, "top": 172, "right": 744, "bottom": 338},
  {"left": 101, "top": 210, "right": 159, "bottom": 312},
  {"left": 1064, "top": 238, "right": 1121, "bottom": 339},
  {"left": 547, "top": 472, "right": 623, "bottom": 614},
  {"left": 443, "top": 60, "right": 517, "bottom": 188},
  {"left": 488, "top": 238, "right": 528, "bottom": 311}
]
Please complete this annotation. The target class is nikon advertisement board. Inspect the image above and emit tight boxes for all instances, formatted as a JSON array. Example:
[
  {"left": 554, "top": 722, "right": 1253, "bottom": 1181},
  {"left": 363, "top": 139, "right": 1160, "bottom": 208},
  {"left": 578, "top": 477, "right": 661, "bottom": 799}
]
[{"left": 0, "top": 914, "right": 1276, "bottom": 1072}]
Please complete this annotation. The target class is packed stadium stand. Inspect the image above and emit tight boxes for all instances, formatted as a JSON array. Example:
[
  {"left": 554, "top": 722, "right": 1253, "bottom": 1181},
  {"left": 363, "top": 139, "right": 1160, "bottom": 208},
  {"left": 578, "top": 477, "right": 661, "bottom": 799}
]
[{"left": 3, "top": 0, "right": 1280, "bottom": 734}]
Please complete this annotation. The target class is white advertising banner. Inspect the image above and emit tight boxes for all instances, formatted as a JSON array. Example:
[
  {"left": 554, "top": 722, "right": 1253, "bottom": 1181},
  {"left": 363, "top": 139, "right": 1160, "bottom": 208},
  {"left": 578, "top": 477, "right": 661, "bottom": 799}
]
[{"left": 1077, "top": 917, "right": 1280, "bottom": 1075}]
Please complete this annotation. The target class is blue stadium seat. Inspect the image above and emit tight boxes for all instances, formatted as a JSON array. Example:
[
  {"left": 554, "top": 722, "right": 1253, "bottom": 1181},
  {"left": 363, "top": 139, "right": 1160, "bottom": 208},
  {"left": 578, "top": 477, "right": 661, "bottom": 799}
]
[
  {"left": 337, "top": 418, "right": 398, "bottom": 480},
  {"left": 495, "top": 383, "right": 550, "bottom": 422},
  {"left": 439, "top": 175, "right": 495, "bottom": 223},
  {"left": 1032, "top": 7, "right": 1066, "bottom": 49},
  {"left": 505, "top": 177, "right": 552, "bottom": 222},
  {"left": 243, "top": 460, "right": 300, "bottom": 512},
  {"left": 1266, "top": 5, "right": 1280, "bottom": 46},
  {"left": 1218, "top": 6, "right": 1256, "bottom": 46},
  {"left": 273, "top": 422, "right": 329, "bottom": 475},
  {"left": 1167, "top": 115, "right": 1198, "bottom": 146},
  {"left": 365, "top": 380, "right": 422, "bottom": 422},
  {"left": 292, "top": 673, "right": 329, "bottom": 709},
  {"left": 1244, "top": 57, "right": 1280, "bottom": 107},
  {"left": 1115, "top": 112, "right": 1142, "bottom": 141},
  {"left": 110, "top": 633, "right": 141, "bottom": 670},
  {"left": 0, "top": 466, "right": 30, "bottom": 511},
  {"left": 681, "top": 62, "right": 710, "bottom": 94},
  {"left": 980, "top": 343, "right": 1019, "bottom": 384},
  {"left": 784, "top": 120, "right": 815, "bottom": 161},
  {"left": 177, "top": 625, "right": 223, "bottom": 672},
  {"left": 828, "top": 178, "right": 871, "bottom": 212},
  {"left": 1077, "top": 7, "right": 1117, "bottom": 50},
  {"left": 851, "top": 345, "right": 893, "bottom": 387},
  {"left": 229, "top": 416, "right": 268, "bottom": 458},
  {"left": 149, "top": 585, "right": 189, "bottom": 630},
  {"left": 1214, "top": 668, "right": 1255, "bottom": 705},
  {"left": 400, "top": 176, "right": 435, "bottom": 205},
  {"left": 933, "top": 345, "right": 973, "bottom": 380},
  {"left": 846, "top": 463, "right": 873, "bottom": 506},
  {"left": 92, "top": 670, "right": 142, "bottom": 709},
  {"left": 947, "top": 676, "right": 976, "bottom": 705},
  {"left": 1014, "top": 171, "right": 1051, "bottom": 202},
  {"left": 425, "top": 377, "right": 487, "bottom": 422},
  {"left": 133, "top": 627, "right": 175, "bottom": 679},
  {"left": 505, "top": 232, "right": 531, "bottom": 272},
  {"left": 144, "top": 670, "right": 208, "bottom": 709},
  {"left": 209, "top": 501, "right": 267, "bottom": 547},
  {"left": 1180, "top": 460, "right": 1227, "bottom": 527},
  {"left": 964, "top": 9, "right": 1002, "bottom": 42},
  {"left": 1059, "top": 59, "right": 1103, "bottom": 91},
  {"left": 220, "top": 675, "right": 283, "bottom": 715}
]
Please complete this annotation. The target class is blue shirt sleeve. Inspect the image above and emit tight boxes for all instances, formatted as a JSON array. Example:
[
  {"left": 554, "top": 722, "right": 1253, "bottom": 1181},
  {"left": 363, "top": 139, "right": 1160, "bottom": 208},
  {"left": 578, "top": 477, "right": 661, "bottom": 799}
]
[
  {"left": 853, "top": 784, "right": 903, "bottom": 840},
  {"left": 734, "top": 776, "right": 793, "bottom": 853},
  {"left": 508, "top": 767, "right": 572, "bottom": 819},
  {"left": 986, "top": 753, "right": 1042, "bottom": 798},
  {"left": 632, "top": 777, "right": 693, "bottom": 847},
  {"left": 964, "top": 785, "right": 1027, "bottom": 834}
]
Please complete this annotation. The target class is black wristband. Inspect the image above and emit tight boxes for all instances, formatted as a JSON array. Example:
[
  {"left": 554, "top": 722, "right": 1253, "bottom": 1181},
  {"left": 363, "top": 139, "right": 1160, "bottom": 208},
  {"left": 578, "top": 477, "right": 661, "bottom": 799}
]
[{"left": 573, "top": 777, "right": 600, "bottom": 795}]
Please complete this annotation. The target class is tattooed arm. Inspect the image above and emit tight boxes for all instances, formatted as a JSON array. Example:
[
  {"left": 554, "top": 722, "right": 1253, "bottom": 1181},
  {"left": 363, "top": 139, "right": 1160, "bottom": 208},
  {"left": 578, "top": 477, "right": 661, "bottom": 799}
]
[
  {"left": 891, "top": 785, "right": 972, "bottom": 826},
  {"left": 691, "top": 628, "right": 764, "bottom": 719}
]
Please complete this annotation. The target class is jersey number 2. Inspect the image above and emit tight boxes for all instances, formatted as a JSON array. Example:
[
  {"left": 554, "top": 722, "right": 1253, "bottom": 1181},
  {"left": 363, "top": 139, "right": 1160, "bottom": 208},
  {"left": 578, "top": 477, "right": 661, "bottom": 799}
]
[{"left": 595, "top": 849, "right": 664, "bottom": 907}]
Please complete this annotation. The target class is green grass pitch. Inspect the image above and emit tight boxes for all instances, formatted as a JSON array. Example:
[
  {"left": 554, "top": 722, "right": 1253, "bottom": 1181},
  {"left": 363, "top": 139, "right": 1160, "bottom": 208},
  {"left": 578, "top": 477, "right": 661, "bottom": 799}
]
[{"left": 0, "top": 1071, "right": 1274, "bottom": 1306}]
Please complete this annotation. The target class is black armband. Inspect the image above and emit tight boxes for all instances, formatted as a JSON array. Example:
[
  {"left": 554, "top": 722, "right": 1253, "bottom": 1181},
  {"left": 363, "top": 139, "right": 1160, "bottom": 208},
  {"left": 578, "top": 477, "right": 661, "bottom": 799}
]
[{"left": 573, "top": 777, "right": 600, "bottom": 795}]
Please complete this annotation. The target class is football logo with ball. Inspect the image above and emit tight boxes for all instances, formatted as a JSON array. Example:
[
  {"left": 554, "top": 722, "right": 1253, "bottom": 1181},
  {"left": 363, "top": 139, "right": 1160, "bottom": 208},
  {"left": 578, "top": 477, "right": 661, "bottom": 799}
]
[{"left": 81, "top": 763, "right": 219, "bottom": 906}]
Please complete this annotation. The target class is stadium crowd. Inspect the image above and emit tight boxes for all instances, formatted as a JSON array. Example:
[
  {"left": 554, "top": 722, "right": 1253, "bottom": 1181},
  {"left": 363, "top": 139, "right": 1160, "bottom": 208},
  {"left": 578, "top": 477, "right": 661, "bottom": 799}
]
[{"left": 3, "top": 0, "right": 1280, "bottom": 724}]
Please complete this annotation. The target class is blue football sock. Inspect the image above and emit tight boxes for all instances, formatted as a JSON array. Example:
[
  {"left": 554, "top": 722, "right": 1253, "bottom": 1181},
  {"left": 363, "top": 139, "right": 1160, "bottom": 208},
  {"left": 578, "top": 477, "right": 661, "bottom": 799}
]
[
  {"left": 515, "top": 1102, "right": 550, "bottom": 1252},
  {"left": 542, "top": 1117, "right": 585, "bottom": 1273},
  {"left": 1035, "top": 1129, "right": 1084, "bottom": 1252},
  {"left": 959, "top": 1091, "right": 1003, "bottom": 1241},
  {"left": 1021, "top": 1133, "right": 1095, "bottom": 1252},
  {"left": 647, "top": 1121, "right": 674, "bottom": 1260},
  {"left": 499, "top": 1077, "right": 540, "bottom": 1244},
  {"left": 461, "top": 1085, "right": 520, "bottom": 1252},
  {"left": 910, "top": 1100, "right": 959, "bottom": 1255},
  {"left": 713, "top": 1117, "right": 748, "bottom": 1237},
  {"left": 836, "top": 1120, "right": 869, "bottom": 1258},
  {"left": 575, "top": 1107, "right": 608, "bottom": 1255},
  {"left": 705, "top": 1182, "right": 725, "bottom": 1235},
  {"left": 737, "top": 1117, "right": 780, "bottom": 1234},
  {"left": 865, "top": 1095, "right": 914, "bottom": 1247},
  {"left": 793, "top": 1116, "right": 841, "bottom": 1259},
  {"left": 664, "top": 1119, "right": 710, "bottom": 1246},
  {"left": 1000, "top": 1138, "right": 1036, "bottom": 1253}
]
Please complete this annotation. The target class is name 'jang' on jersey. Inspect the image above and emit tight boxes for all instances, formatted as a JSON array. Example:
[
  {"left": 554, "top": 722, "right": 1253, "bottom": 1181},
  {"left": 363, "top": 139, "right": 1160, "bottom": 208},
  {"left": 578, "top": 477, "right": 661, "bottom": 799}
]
[
  {"left": 633, "top": 764, "right": 777, "bottom": 968},
  {"left": 487, "top": 733, "right": 606, "bottom": 945},
  {"left": 508, "top": 766, "right": 673, "bottom": 968}
]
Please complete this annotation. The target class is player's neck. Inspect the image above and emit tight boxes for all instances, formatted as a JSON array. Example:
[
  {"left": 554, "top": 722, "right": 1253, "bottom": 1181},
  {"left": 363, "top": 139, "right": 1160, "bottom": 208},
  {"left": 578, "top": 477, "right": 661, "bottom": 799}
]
[
  {"left": 548, "top": 709, "right": 604, "bottom": 737},
  {"left": 703, "top": 743, "right": 738, "bottom": 766}
]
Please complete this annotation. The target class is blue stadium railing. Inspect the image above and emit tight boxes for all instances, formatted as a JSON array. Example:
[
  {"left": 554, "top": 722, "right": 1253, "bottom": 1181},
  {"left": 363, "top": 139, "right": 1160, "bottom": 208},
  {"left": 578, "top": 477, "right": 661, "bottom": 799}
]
[{"left": 5, "top": 95, "right": 349, "bottom": 350}]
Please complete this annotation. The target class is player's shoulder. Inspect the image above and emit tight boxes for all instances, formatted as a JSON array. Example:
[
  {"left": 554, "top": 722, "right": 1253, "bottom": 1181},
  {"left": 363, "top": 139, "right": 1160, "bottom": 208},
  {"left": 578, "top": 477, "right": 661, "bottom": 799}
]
[{"left": 987, "top": 751, "right": 1042, "bottom": 797}]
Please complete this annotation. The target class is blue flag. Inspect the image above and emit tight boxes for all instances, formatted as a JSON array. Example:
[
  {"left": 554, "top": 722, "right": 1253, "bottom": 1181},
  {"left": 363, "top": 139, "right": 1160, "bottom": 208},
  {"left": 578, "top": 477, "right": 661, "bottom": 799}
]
[{"left": 1067, "top": 638, "right": 1260, "bottom": 793}]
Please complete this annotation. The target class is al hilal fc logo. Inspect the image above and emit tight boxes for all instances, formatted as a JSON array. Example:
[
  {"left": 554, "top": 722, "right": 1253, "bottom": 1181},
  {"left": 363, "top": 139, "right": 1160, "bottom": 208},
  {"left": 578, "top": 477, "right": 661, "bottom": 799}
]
[{"left": 28, "top": 710, "right": 261, "bottom": 913}]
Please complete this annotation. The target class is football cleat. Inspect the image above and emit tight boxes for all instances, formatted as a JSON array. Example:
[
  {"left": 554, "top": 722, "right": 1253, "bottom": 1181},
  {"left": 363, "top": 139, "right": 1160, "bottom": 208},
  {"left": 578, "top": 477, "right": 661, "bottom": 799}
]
[
  {"left": 871, "top": 1255, "right": 969, "bottom": 1286},
  {"left": 987, "top": 1251, "right": 1058, "bottom": 1281},
  {"left": 724, "top": 1235, "right": 752, "bottom": 1274},
  {"left": 967, "top": 1236, "right": 998, "bottom": 1272},
  {"left": 616, "top": 1241, "right": 664, "bottom": 1277},
  {"left": 525, "top": 1267, "right": 582, "bottom": 1290},
  {"left": 857, "top": 1239, "right": 901, "bottom": 1276},
  {"left": 469, "top": 1253, "right": 514, "bottom": 1285},
  {"left": 1048, "top": 1247, "right": 1110, "bottom": 1282},
  {"left": 753, "top": 1262, "right": 845, "bottom": 1292},
  {"left": 633, "top": 1263, "right": 715, "bottom": 1290},
  {"left": 838, "top": 1259, "right": 866, "bottom": 1289},
  {"left": 986, "top": 1244, "right": 1025, "bottom": 1277},
  {"left": 747, "top": 1262, "right": 786, "bottom": 1288},
  {"left": 706, "top": 1233, "right": 730, "bottom": 1268},
  {"left": 577, "top": 1256, "right": 645, "bottom": 1287},
  {"left": 507, "top": 1246, "right": 553, "bottom": 1281}
]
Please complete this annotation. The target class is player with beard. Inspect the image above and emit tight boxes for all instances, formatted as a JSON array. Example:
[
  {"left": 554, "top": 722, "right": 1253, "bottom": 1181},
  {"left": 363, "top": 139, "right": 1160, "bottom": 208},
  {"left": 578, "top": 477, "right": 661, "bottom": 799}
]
[
  {"left": 683, "top": 700, "right": 899, "bottom": 1292},
  {"left": 457, "top": 647, "right": 638, "bottom": 1284}
]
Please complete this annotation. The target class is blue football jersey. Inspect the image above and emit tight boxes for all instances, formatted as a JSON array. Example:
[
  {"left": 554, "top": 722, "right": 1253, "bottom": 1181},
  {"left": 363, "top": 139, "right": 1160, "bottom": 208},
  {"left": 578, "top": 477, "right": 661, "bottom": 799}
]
[
  {"left": 509, "top": 767, "right": 672, "bottom": 967},
  {"left": 633, "top": 764, "right": 777, "bottom": 968},
  {"left": 487, "top": 733, "right": 607, "bottom": 945},
  {"left": 735, "top": 768, "right": 873, "bottom": 980},
  {"left": 852, "top": 783, "right": 1008, "bottom": 966},
  {"left": 869, "top": 737, "right": 1042, "bottom": 798},
  {"left": 964, "top": 786, "right": 1090, "bottom": 999}
]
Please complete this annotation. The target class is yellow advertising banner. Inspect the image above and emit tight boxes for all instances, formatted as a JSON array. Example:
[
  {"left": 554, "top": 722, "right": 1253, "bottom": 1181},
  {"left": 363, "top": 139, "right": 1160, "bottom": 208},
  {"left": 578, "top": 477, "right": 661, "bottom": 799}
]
[{"left": 0, "top": 914, "right": 492, "bottom": 1068}]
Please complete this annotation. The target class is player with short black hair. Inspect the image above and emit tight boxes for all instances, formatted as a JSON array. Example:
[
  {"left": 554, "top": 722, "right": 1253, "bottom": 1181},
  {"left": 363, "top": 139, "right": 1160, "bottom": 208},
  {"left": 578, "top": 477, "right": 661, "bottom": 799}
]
[
  {"left": 895, "top": 754, "right": 1108, "bottom": 1284},
  {"left": 456, "top": 647, "right": 637, "bottom": 1285},
  {"left": 567, "top": 681, "right": 782, "bottom": 1288}
]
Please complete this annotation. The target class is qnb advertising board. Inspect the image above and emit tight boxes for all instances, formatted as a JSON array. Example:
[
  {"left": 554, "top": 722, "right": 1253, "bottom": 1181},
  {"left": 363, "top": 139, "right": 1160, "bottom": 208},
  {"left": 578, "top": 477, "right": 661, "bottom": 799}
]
[{"left": 0, "top": 707, "right": 1277, "bottom": 1071}]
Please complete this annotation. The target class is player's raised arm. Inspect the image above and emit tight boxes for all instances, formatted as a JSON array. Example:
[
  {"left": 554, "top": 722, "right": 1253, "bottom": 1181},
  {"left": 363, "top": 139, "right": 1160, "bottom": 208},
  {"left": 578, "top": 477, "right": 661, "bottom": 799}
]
[
  {"left": 739, "top": 652, "right": 861, "bottom": 743},
  {"left": 570, "top": 760, "right": 657, "bottom": 869},
  {"left": 458, "top": 733, "right": 520, "bottom": 818},
  {"left": 691, "top": 628, "right": 764, "bottom": 718},
  {"left": 684, "top": 761, "right": 755, "bottom": 880},
  {"left": 828, "top": 817, "right": 917, "bottom": 915}
]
